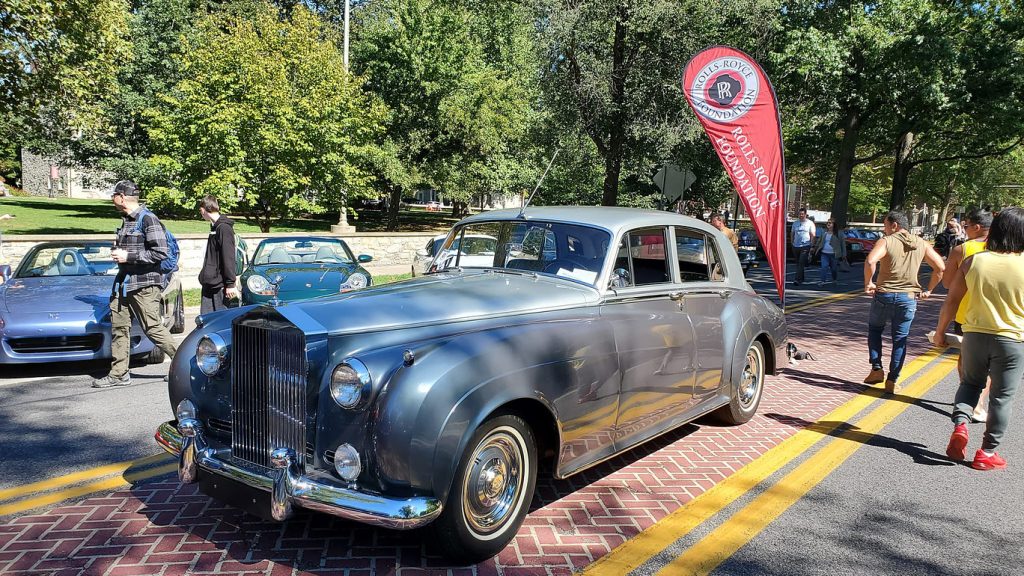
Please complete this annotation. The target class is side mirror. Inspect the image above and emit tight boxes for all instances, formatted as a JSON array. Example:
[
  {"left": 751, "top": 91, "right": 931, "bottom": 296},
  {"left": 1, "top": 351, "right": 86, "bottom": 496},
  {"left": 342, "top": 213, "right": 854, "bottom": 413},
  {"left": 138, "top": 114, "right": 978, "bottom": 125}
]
[
  {"left": 357, "top": 254, "right": 373, "bottom": 263},
  {"left": 0, "top": 264, "right": 11, "bottom": 285}
]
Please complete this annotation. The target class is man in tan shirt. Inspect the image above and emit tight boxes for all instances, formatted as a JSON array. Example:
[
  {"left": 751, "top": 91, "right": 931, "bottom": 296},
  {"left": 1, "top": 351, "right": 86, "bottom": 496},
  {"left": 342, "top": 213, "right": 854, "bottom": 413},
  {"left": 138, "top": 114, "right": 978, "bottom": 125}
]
[
  {"left": 862, "top": 211, "right": 945, "bottom": 392},
  {"left": 710, "top": 213, "right": 739, "bottom": 251}
]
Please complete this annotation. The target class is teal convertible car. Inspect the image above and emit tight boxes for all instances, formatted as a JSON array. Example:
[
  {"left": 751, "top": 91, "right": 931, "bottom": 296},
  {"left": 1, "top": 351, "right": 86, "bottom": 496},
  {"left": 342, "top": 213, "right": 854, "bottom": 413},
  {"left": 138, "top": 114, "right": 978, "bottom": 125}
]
[{"left": 239, "top": 237, "right": 372, "bottom": 305}]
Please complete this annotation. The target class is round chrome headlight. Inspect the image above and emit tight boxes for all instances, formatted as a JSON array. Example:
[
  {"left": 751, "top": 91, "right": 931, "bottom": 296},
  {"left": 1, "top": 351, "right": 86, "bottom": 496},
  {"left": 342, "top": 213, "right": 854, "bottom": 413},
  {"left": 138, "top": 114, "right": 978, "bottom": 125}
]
[
  {"left": 340, "top": 272, "right": 368, "bottom": 292},
  {"left": 330, "top": 358, "right": 371, "bottom": 409},
  {"left": 247, "top": 274, "right": 274, "bottom": 295},
  {"left": 196, "top": 334, "right": 228, "bottom": 376},
  {"left": 333, "top": 443, "right": 362, "bottom": 481},
  {"left": 175, "top": 399, "right": 197, "bottom": 422}
]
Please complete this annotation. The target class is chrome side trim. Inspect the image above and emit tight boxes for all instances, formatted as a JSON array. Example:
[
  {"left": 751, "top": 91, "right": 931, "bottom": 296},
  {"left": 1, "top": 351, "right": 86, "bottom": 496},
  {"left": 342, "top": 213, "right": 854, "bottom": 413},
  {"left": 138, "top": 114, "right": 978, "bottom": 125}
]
[{"left": 154, "top": 421, "right": 442, "bottom": 530}]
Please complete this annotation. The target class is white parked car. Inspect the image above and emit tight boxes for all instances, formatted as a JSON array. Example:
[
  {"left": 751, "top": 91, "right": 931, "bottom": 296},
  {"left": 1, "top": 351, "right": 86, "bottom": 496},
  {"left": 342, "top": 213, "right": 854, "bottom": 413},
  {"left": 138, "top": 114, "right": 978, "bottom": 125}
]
[{"left": 412, "top": 233, "right": 498, "bottom": 276}]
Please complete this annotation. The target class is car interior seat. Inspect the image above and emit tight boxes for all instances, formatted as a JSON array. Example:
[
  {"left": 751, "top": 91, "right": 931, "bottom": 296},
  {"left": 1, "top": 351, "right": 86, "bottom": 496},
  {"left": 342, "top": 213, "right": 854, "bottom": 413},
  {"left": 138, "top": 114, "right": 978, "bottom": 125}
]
[
  {"left": 56, "top": 248, "right": 89, "bottom": 275},
  {"left": 267, "top": 246, "right": 293, "bottom": 264},
  {"left": 314, "top": 245, "right": 337, "bottom": 262}
]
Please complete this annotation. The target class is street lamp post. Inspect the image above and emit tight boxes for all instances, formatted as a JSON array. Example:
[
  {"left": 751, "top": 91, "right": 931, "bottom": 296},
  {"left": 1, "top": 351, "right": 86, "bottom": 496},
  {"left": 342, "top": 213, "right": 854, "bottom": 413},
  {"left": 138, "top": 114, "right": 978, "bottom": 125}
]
[{"left": 333, "top": 0, "right": 356, "bottom": 234}]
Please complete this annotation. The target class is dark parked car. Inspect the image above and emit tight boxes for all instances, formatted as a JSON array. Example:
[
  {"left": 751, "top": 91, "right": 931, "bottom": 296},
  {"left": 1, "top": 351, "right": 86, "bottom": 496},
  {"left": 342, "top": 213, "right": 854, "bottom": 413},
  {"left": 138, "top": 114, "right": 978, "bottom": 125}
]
[
  {"left": 239, "top": 237, "right": 372, "bottom": 305},
  {"left": 0, "top": 241, "right": 183, "bottom": 364},
  {"left": 156, "top": 207, "right": 787, "bottom": 561}
]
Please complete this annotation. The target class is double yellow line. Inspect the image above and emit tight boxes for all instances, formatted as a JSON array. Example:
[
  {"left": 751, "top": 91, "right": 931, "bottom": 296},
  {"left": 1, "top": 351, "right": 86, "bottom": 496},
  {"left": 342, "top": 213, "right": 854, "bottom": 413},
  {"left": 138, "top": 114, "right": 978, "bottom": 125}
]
[
  {"left": 581, "top": 348, "right": 958, "bottom": 576},
  {"left": 784, "top": 287, "right": 863, "bottom": 315},
  {"left": 0, "top": 453, "right": 175, "bottom": 516}
]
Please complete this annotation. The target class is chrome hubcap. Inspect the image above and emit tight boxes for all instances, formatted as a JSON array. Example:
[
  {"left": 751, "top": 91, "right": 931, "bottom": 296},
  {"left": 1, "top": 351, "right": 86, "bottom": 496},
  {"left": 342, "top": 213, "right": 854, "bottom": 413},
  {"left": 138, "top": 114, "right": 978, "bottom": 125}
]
[
  {"left": 463, "top": 430, "right": 523, "bottom": 535},
  {"left": 739, "top": 346, "right": 763, "bottom": 409}
]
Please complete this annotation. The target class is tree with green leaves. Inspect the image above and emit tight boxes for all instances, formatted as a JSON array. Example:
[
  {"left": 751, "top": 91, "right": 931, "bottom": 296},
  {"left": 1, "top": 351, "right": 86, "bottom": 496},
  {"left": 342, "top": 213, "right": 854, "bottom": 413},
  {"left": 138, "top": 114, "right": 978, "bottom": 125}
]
[
  {"left": 1, "top": 0, "right": 130, "bottom": 154},
  {"left": 355, "top": 0, "right": 541, "bottom": 228},
  {"left": 146, "top": 0, "right": 387, "bottom": 232},
  {"left": 536, "top": 0, "right": 780, "bottom": 208}
]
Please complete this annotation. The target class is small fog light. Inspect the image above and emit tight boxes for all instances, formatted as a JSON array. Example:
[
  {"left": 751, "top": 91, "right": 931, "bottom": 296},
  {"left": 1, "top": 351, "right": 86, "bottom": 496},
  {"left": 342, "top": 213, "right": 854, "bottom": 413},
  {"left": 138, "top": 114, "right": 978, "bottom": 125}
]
[
  {"left": 333, "top": 443, "right": 361, "bottom": 481},
  {"left": 176, "top": 399, "right": 197, "bottom": 422}
]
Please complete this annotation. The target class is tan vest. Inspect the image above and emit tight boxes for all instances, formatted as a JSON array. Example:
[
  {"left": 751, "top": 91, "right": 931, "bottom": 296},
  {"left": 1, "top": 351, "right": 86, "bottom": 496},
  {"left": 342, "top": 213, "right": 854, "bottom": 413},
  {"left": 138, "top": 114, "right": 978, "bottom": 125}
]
[{"left": 876, "top": 231, "right": 927, "bottom": 293}]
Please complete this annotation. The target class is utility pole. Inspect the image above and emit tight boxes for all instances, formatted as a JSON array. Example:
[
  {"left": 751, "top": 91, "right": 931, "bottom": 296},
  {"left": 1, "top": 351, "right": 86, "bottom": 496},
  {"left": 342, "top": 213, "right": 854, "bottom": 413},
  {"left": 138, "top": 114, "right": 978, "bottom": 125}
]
[{"left": 334, "top": 0, "right": 355, "bottom": 234}]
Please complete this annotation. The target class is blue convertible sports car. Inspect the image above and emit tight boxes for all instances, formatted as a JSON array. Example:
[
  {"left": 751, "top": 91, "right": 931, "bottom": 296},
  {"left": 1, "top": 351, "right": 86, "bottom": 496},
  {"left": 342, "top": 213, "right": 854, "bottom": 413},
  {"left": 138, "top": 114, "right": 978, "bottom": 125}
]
[
  {"left": 239, "top": 237, "right": 373, "bottom": 305},
  {"left": 0, "top": 241, "right": 184, "bottom": 364}
]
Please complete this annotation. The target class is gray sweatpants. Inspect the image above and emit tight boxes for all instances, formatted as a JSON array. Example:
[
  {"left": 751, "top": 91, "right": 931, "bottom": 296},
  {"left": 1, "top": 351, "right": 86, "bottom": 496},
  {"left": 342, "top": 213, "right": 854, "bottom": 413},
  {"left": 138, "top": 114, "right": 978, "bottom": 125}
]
[{"left": 953, "top": 332, "right": 1024, "bottom": 451}]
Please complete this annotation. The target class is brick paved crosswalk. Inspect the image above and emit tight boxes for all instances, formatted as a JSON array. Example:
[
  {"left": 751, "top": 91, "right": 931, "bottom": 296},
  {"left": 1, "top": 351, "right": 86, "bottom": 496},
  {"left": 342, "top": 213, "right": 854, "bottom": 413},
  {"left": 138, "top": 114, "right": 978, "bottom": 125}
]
[{"left": 0, "top": 292, "right": 946, "bottom": 575}]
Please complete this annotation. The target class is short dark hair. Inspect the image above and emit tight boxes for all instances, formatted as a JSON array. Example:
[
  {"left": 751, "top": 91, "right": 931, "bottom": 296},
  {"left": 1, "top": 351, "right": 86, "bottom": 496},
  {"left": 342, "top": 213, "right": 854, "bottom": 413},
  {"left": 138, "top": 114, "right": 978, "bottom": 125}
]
[
  {"left": 112, "top": 180, "right": 140, "bottom": 197},
  {"left": 884, "top": 211, "right": 909, "bottom": 230},
  {"left": 965, "top": 208, "right": 993, "bottom": 229},
  {"left": 798, "top": 207, "right": 807, "bottom": 214},
  {"left": 200, "top": 195, "right": 220, "bottom": 213},
  {"left": 985, "top": 206, "right": 1024, "bottom": 253},
  {"left": 710, "top": 213, "right": 724, "bottom": 222}
]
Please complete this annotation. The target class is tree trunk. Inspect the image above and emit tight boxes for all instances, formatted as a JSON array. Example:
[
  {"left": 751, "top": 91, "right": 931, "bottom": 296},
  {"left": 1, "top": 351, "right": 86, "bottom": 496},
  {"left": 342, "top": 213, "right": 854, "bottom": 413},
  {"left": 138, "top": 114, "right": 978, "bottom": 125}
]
[
  {"left": 601, "top": 4, "right": 628, "bottom": 207},
  {"left": 890, "top": 131, "right": 916, "bottom": 210},
  {"left": 831, "top": 108, "right": 861, "bottom": 231},
  {"left": 386, "top": 186, "right": 402, "bottom": 231}
]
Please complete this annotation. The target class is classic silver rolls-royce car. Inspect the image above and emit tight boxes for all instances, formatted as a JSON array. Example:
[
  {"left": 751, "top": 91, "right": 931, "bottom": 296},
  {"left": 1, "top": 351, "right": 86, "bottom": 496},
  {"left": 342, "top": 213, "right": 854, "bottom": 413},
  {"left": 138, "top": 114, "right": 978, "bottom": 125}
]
[{"left": 155, "top": 207, "right": 787, "bottom": 561}]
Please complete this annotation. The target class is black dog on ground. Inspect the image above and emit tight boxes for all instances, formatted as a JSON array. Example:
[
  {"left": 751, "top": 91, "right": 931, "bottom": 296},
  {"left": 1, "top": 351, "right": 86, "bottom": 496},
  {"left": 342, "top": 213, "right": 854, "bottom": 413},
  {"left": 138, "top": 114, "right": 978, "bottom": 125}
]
[{"left": 787, "top": 342, "right": 816, "bottom": 364}]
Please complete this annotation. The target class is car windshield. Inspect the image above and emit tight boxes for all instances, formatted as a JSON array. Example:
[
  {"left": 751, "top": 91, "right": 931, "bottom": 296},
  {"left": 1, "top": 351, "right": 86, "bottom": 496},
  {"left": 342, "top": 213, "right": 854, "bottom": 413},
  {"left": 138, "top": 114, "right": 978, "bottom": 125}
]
[
  {"left": 253, "top": 239, "right": 354, "bottom": 265},
  {"left": 16, "top": 244, "right": 119, "bottom": 278},
  {"left": 432, "top": 220, "right": 612, "bottom": 287}
]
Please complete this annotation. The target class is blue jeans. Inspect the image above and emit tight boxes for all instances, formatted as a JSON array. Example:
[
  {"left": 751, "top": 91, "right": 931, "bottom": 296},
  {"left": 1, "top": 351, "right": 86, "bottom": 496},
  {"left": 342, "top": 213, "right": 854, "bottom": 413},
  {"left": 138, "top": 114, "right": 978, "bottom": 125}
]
[
  {"left": 868, "top": 292, "right": 918, "bottom": 381},
  {"left": 820, "top": 252, "right": 836, "bottom": 283}
]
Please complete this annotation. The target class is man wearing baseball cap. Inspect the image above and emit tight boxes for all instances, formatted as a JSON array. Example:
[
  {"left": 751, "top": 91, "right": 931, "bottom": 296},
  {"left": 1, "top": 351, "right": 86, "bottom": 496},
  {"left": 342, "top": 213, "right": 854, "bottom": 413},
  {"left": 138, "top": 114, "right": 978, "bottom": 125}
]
[{"left": 92, "top": 180, "right": 177, "bottom": 387}]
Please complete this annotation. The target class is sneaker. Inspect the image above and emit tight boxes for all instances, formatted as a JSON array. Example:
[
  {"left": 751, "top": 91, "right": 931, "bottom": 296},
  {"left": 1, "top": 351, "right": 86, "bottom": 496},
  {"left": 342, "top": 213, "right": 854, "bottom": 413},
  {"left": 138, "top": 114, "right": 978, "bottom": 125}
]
[
  {"left": 884, "top": 379, "right": 900, "bottom": 394},
  {"left": 863, "top": 369, "right": 885, "bottom": 384},
  {"left": 91, "top": 373, "right": 131, "bottom": 388},
  {"left": 972, "top": 407, "right": 988, "bottom": 423},
  {"left": 946, "top": 423, "right": 969, "bottom": 461},
  {"left": 971, "top": 450, "right": 1006, "bottom": 471}
]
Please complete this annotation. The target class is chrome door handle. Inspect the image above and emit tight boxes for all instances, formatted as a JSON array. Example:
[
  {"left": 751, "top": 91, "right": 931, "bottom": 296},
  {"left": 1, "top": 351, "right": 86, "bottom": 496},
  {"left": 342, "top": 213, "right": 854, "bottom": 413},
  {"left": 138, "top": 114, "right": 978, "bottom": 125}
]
[
  {"left": 718, "top": 290, "right": 732, "bottom": 299},
  {"left": 669, "top": 292, "right": 684, "bottom": 301}
]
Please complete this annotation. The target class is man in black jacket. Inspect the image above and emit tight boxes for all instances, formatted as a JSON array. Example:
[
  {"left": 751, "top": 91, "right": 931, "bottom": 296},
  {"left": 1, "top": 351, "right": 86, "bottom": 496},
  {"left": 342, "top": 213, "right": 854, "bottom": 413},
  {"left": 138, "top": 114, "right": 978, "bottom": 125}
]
[{"left": 198, "top": 195, "right": 238, "bottom": 314}]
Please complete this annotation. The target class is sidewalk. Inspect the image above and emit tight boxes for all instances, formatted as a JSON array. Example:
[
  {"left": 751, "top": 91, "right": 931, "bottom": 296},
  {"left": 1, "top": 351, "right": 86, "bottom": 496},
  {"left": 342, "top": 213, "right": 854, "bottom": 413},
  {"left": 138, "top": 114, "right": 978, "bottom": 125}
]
[{"left": 0, "top": 289, "right": 950, "bottom": 575}]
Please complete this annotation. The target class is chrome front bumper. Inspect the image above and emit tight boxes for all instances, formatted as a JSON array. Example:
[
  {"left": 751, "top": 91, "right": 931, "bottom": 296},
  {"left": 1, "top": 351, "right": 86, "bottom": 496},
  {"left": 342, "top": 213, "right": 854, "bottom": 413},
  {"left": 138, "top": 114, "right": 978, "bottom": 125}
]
[{"left": 154, "top": 420, "right": 442, "bottom": 530}]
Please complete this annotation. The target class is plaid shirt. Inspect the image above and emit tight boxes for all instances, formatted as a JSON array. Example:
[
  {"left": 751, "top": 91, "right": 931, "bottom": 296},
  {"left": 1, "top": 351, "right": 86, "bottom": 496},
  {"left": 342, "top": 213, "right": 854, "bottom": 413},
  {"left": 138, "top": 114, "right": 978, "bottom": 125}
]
[{"left": 114, "top": 206, "right": 169, "bottom": 295}]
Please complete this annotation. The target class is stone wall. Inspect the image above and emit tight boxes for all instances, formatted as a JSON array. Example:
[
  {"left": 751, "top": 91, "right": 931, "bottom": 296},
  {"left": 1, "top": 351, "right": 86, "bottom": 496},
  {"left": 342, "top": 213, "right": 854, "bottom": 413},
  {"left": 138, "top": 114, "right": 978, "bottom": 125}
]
[{"left": 0, "top": 231, "right": 437, "bottom": 289}]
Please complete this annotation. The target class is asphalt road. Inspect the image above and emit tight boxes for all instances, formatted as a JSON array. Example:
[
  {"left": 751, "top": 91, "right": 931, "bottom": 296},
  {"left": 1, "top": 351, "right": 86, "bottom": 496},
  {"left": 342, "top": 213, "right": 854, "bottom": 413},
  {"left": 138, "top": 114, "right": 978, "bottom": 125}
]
[{"left": 0, "top": 311, "right": 196, "bottom": 491}]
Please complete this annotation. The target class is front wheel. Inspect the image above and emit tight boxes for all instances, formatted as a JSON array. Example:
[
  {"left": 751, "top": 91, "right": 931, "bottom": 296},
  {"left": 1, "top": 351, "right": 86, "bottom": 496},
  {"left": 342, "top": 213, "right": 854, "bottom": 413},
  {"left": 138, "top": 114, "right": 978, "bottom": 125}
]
[
  {"left": 710, "top": 340, "right": 765, "bottom": 425},
  {"left": 432, "top": 414, "right": 537, "bottom": 562}
]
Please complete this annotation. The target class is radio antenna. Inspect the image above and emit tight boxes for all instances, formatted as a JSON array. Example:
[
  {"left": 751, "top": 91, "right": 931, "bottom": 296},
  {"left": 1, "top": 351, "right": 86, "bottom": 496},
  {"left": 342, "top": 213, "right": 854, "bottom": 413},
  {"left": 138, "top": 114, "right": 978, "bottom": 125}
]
[{"left": 518, "top": 148, "right": 560, "bottom": 218}]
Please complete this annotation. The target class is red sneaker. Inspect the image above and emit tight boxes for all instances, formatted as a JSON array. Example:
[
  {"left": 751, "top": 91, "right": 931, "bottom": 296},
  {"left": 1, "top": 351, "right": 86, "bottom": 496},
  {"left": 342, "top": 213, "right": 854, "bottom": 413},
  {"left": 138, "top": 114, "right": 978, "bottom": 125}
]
[
  {"left": 946, "top": 423, "right": 969, "bottom": 461},
  {"left": 971, "top": 450, "right": 1007, "bottom": 471}
]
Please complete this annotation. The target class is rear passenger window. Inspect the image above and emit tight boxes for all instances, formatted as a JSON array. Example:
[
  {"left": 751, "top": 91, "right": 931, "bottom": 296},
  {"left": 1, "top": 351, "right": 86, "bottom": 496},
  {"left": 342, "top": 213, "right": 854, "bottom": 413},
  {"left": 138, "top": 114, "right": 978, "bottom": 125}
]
[
  {"left": 614, "top": 227, "right": 670, "bottom": 287},
  {"left": 675, "top": 227, "right": 725, "bottom": 282}
]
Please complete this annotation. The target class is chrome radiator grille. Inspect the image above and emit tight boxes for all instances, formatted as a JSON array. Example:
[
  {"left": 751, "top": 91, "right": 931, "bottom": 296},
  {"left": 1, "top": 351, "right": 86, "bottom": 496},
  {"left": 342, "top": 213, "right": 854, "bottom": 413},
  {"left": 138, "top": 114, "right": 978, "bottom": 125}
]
[{"left": 231, "top": 320, "right": 307, "bottom": 469}]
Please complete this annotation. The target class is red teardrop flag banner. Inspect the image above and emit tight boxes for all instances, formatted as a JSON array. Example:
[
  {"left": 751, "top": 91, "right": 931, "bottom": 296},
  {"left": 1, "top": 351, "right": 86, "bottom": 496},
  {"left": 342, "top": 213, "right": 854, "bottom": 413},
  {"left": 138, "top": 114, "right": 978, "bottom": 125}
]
[{"left": 682, "top": 46, "right": 787, "bottom": 304}]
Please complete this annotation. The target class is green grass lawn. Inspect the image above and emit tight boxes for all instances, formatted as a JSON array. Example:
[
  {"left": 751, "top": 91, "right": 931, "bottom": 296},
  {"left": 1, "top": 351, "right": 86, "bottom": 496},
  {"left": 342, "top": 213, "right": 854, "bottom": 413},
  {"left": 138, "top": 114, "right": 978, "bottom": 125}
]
[
  {"left": 182, "top": 272, "right": 413, "bottom": 307},
  {"left": 0, "top": 197, "right": 459, "bottom": 235}
]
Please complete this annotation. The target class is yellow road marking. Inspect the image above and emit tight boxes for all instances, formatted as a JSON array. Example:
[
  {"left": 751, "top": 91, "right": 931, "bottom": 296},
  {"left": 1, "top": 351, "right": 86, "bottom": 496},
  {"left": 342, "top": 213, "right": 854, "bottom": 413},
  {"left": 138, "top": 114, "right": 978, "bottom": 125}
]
[
  {"left": 0, "top": 462, "right": 177, "bottom": 516},
  {"left": 0, "top": 453, "right": 171, "bottom": 503},
  {"left": 785, "top": 289, "right": 862, "bottom": 315},
  {"left": 658, "top": 354, "right": 957, "bottom": 576},
  {"left": 579, "top": 347, "right": 944, "bottom": 576}
]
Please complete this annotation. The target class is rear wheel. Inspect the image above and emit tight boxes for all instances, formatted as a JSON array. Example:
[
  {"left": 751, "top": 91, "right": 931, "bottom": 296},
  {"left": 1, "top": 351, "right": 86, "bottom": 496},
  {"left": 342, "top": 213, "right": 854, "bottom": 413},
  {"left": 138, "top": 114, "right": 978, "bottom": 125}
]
[
  {"left": 432, "top": 414, "right": 537, "bottom": 562},
  {"left": 710, "top": 340, "right": 765, "bottom": 425},
  {"left": 146, "top": 344, "right": 166, "bottom": 365},
  {"left": 170, "top": 291, "right": 185, "bottom": 334}
]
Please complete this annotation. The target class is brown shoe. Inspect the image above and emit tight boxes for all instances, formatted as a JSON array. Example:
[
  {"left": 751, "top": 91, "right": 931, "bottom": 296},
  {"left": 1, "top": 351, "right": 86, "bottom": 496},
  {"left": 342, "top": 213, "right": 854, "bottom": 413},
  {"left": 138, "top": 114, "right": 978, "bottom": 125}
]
[
  {"left": 863, "top": 369, "right": 885, "bottom": 384},
  {"left": 884, "top": 379, "right": 900, "bottom": 394}
]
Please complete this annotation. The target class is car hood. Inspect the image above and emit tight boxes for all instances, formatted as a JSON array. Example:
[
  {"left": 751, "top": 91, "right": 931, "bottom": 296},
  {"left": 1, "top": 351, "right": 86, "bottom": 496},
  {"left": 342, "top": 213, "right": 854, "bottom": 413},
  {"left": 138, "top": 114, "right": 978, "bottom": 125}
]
[
  {"left": 277, "top": 270, "right": 597, "bottom": 335},
  {"left": 1, "top": 276, "right": 113, "bottom": 316},
  {"left": 248, "top": 263, "right": 359, "bottom": 292}
]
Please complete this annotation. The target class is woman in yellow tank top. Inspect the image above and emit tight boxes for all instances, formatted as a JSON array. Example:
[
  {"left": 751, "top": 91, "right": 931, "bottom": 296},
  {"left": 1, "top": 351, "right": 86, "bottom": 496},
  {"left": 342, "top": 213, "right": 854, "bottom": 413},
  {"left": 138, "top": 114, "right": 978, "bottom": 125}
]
[{"left": 935, "top": 207, "right": 1024, "bottom": 471}]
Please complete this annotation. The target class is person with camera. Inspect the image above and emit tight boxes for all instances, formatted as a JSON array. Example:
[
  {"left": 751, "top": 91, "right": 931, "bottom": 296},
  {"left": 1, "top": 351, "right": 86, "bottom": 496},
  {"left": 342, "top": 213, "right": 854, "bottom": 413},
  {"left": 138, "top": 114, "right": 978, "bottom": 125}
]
[{"left": 92, "top": 180, "right": 177, "bottom": 388}]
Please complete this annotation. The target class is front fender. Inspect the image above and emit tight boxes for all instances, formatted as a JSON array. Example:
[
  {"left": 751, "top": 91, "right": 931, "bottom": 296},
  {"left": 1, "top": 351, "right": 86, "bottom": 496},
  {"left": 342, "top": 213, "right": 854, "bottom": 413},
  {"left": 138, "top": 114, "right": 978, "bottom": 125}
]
[
  {"left": 371, "top": 312, "right": 612, "bottom": 502},
  {"left": 726, "top": 296, "right": 786, "bottom": 388}
]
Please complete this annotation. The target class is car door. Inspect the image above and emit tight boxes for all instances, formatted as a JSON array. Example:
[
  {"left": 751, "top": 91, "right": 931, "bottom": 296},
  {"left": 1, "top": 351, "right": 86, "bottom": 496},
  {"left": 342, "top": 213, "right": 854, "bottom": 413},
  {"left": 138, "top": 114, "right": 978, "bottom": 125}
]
[
  {"left": 675, "top": 226, "right": 729, "bottom": 402},
  {"left": 600, "top": 226, "right": 698, "bottom": 451}
]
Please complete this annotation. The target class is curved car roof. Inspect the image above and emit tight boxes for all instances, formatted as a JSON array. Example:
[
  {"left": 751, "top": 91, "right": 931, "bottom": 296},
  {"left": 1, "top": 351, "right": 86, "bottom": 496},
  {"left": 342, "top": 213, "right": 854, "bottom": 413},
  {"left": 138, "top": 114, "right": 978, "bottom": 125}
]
[{"left": 459, "top": 206, "right": 720, "bottom": 237}]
